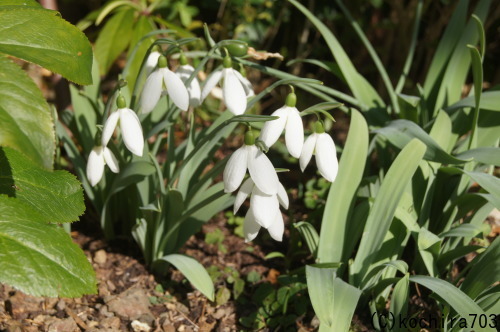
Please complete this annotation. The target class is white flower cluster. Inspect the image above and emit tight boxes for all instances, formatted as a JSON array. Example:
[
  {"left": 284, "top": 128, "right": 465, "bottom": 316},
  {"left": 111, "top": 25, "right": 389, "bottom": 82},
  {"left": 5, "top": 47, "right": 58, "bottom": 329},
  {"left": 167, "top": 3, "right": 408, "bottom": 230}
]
[{"left": 87, "top": 47, "right": 339, "bottom": 243}]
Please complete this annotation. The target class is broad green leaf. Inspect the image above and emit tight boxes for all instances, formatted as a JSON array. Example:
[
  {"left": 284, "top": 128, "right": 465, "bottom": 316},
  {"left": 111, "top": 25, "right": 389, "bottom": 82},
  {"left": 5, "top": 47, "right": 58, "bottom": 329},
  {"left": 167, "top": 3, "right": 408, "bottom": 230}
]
[
  {"left": 459, "top": 238, "right": 499, "bottom": 300},
  {"left": 351, "top": 139, "right": 426, "bottom": 285},
  {"left": 293, "top": 221, "right": 319, "bottom": 257},
  {"left": 439, "top": 224, "right": 482, "bottom": 239},
  {"left": 306, "top": 266, "right": 361, "bottom": 332},
  {"left": 418, "top": 228, "right": 441, "bottom": 277},
  {"left": 159, "top": 254, "right": 214, "bottom": 301},
  {"left": 0, "top": 56, "right": 54, "bottom": 169},
  {"left": 108, "top": 161, "right": 156, "bottom": 197},
  {"left": 318, "top": 109, "right": 368, "bottom": 263},
  {"left": 94, "top": 8, "right": 135, "bottom": 75},
  {"left": 389, "top": 274, "right": 409, "bottom": 332},
  {"left": 437, "top": 245, "right": 483, "bottom": 271},
  {"left": 465, "top": 171, "right": 500, "bottom": 209},
  {"left": 126, "top": 16, "right": 155, "bottom": 92},
  {"left": 446, "top": 91, "right": 500, "bottom": 112},
  {"left": 0, "top": 7, "right": 92, "bottom": 85},
  {"left": 373, "top": 120, "right": 468, "bottom": 164},
  {"left": 429, "top": 110, "right": 453, "bottom": 153},
  {"left": 361, "top": 260, "right": 409, "bottom": 290},
  {"left": 456, "top": 147, "right": 500, "bottom": 166},
  {"left": 0, "top": 0, "right": 41, "bottom": 7},
  {"left": 0, "top": 195, "right": 96, "bottom": 297},
  {"left": 288, "top": 0, "right": 384, "bottom": 109},
  {"left": 0, "top": 147, "right": 84, "bottom": 223},
  {"left": 410, "top": 275, "right": 495, "bottom": 332}
]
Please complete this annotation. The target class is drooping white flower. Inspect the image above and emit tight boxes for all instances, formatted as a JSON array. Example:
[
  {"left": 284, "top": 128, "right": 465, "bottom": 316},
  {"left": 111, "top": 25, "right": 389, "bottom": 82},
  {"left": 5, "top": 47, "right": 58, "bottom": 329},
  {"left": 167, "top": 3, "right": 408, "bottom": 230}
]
[
  {"left": 234, "top": 69, "right": 254, "bottom": 98},
  {"left": 102, "top": 95, "right": 144, "bottom": 157},
  {"left": 223, "top": 131, "right": 279, "bottom": 195},
  {"left": 175, "top": 53, "right": 201, "bottom": 107},
  {"left": 233, "top": 177, "right": 289, "bottom": 242},
  {"left": 260, "top": 91, "right": 304, "bottom": 158},
  {"left": 300, "top": 122, "right": 338, "bottom": 182},
  {"left": 141, "top": 55, "right": 190, "bottom": 113},
  {"left": 86, "top": 145, "right": 119, "bottom": 186},
  {"left": 144, "top": 46, "right": 162, "bottom": 75},
  {"left": 200, "top": 55, "right": 250, "bottom": 115}
]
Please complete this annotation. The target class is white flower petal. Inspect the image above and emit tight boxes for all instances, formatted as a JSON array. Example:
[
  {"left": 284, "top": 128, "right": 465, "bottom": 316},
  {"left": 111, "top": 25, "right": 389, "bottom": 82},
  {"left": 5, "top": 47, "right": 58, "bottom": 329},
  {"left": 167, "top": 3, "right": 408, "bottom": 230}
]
[
  {"left": 267, "top": 212, "right": 284, "bottom": 242},
  {"left": 103, "top": 147, "right": 120, "bottom": 173},
  {"left": 234, "top": 70, "right": 254, "bottom": 97},
  {"left": 277, "top": 182, "right": 289, "bottom": 209},
  {"left": 145, "top": 51, "right": 161, "bottom": 74},
  {"left": 201, "top": 69, "right": 223, "bottom": 101},
  {"left": 119, "top": 108, "right": 144, "bottom": 157},
  {"left": 177, "top": 65, "right": 202, "bottom": 107},
  {"left": 299, "top": 133, "right": 317, "bottom": 172},
  {"left": 164, "top": 68, "right": 190, "bottom": 111},
  {"left": 243, "top": 208, "right": 261, "bottom": 243},
  {"left": 259, "top": 106, "right": 288, "bottom": 149},
  {"left": 141, "top": 69, "right": 164, "bottom": 114},
  {"left": 247, "top": 145, "right": 278, "bottom": 195},
  {"left": 234, "top": 178, "right": 254, "bottom": 214},
  {"left": 87, "top": 147, "right": 105, "bottom": 187},
  {"left": 223, "top": 145, "right": 248, "bottom": 193},
  {"left": 101, "top": 110, "right": 120, "bottom": 146},
  {"left": 250, "top": 187, "right": 279, "bottom": 228},
  {"left": 285, "top": 107, "right": 304, "bottom": 158},
  {"left": 222, "top": 68, "right": 247, "bottom": 115},
  {"left": 315, "top": 133, "right": 339, "bottom": 182}
]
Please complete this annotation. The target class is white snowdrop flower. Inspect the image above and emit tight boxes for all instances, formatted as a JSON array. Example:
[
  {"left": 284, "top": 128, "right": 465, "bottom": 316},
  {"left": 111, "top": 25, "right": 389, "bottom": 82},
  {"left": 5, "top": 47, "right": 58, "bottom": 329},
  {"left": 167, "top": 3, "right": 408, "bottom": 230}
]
[
  {"left": 300, "top": 121, "right": 339, "bottom": 182},
  {"left": 102, "top": 95, "right": 144, "bottom": 157},
  {"left": 175, "top": 53, "right": 201, "bottom": 107},
  {"left": 86, "top": 145, "right": 119, "bottom": 186},
  {"left": 260, "top": 91, "right": 304, "bottom": 158},
  {"left": 223, "top": 130, "right": 279, "bottom": 195},
  {"left": 233, "top": 177, "right": 289, "bottom": 242},
  {"left": 141, "top": 55, "right": 190, "bottom": 113},
  {"left": 200, "top": 55, "right": 248, "bottom": 115},
  {"left": 234, "top": 68, "right": 255, "bottom": 98},
  {"left": 144, "top": 46, "right": 161, "bottom": 75}
]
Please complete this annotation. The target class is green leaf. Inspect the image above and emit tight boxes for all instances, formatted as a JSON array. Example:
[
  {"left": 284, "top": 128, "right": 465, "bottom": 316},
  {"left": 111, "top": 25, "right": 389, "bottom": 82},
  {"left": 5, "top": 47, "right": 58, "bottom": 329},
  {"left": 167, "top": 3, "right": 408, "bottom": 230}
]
[
  {"left": 318, "top": 109, "right": 368, "bottom": 263},
  {"left": 94, "top": 8, "right": 135, "bottom": 75},
  {"left": 373, "top": 120, "right": 468, "bottom": 164},
  {"left": 159, "top": 254, "right": 214, "bottom": 301},
  {"left": 293, "top": 221, "right": 319, "bottom": 257},
  {"left": 456, "top": 147, "right": 500, "bottom": 166},
  {"left": 0, "top": 0, "right": 41, "bottom": 7},
  {"left": 306, "top": 266, "right": 361, "bottom": 331},
  {"left": 0, "top": 147, "right": 85, "bottom": 223},
  {"left": 467, "top": 44, "right": 483, "bottom": 149},
  {"left": 464, "top": 171, "right": 500, "bottom": 209},
  {"left": 389, "top": 274, "right": 409, "bottom": 332},
  {"left": 300, "top": 102, "right": 342, "bottom": 122},
  {"left": 351, "top": 139, "right": 426, "bottom": 285},
  {"left": 288, "top": 0, "right": 384, "bottom": 110},
  {"left": 126, "top": 16, "right": 155, "bottom": 92},
  {"left": 108, "top": 161, "right": 156, "bottom": 197},
  {"left": 410, "top": 275, "right": 495, "bottom": 332},
  {"left": 446, "top": 91, "right": 500, "bottom": 112},
  {"left": 0, "top": 56, "right": 54, "bottom": 169},
  {"left": 471, "top": 14, "right": 486, "bottom": 59},
  {"left": 0, "top": 7, "right": 92, "bottom": 85},
  {"left": 0, "top": 195, "right": 96, "bottom": 297}
]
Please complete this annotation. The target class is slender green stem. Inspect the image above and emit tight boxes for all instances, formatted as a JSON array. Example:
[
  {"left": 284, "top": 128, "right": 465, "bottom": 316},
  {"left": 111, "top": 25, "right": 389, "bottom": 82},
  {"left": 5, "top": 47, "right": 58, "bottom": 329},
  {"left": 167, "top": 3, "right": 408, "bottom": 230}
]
[
  {"left": 334, "top": 0, "right": 400, "bottom": 114},
  {"left": 396, "top": 0, "right": 423, "bottom": 93}
]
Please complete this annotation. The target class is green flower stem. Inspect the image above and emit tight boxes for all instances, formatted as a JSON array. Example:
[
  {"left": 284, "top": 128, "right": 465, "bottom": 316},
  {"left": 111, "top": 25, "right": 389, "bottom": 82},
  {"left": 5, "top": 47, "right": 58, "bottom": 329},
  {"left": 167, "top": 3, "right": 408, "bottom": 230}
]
[{"left": 334, "top": 0, "right": 400, "bottom": 114}]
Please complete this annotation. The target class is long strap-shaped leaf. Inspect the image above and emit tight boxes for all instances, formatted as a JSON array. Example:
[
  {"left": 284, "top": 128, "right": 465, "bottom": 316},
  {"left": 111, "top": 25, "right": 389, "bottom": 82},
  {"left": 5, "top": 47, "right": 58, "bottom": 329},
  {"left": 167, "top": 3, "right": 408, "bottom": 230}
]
[
  {"left": 318, "top": 109, "right": 368, "bottom": 263},
  {"left": 288, "top": 0, "right": 384, "bottom": 110},
  {"left": 350, "top": 139, "right": 426, "bottom": 286}
]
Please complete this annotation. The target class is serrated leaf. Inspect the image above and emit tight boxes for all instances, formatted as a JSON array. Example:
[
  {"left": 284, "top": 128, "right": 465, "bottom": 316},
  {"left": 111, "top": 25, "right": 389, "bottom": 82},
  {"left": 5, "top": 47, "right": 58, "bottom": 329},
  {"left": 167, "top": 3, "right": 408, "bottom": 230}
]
[
  {"left": 0, "top": 0, "right": 41, "bottom": 7},
  {"left": 0, "top": 147, "right": 85, "bottom": 223},
  {"left": 159, "top": 254, "right": 214, "bottom": 301},
  {"left": 94, "top": 8, "right": 135, "bottom": 75},
  {"left": 0, "top": 195, "right": 96, "bottom": 297},
  {"left": 0, "top": 7, "right": 92, "bottom": 85},
  {"left": 0, "top": 56, "right": 54, "bottom": 169}
]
